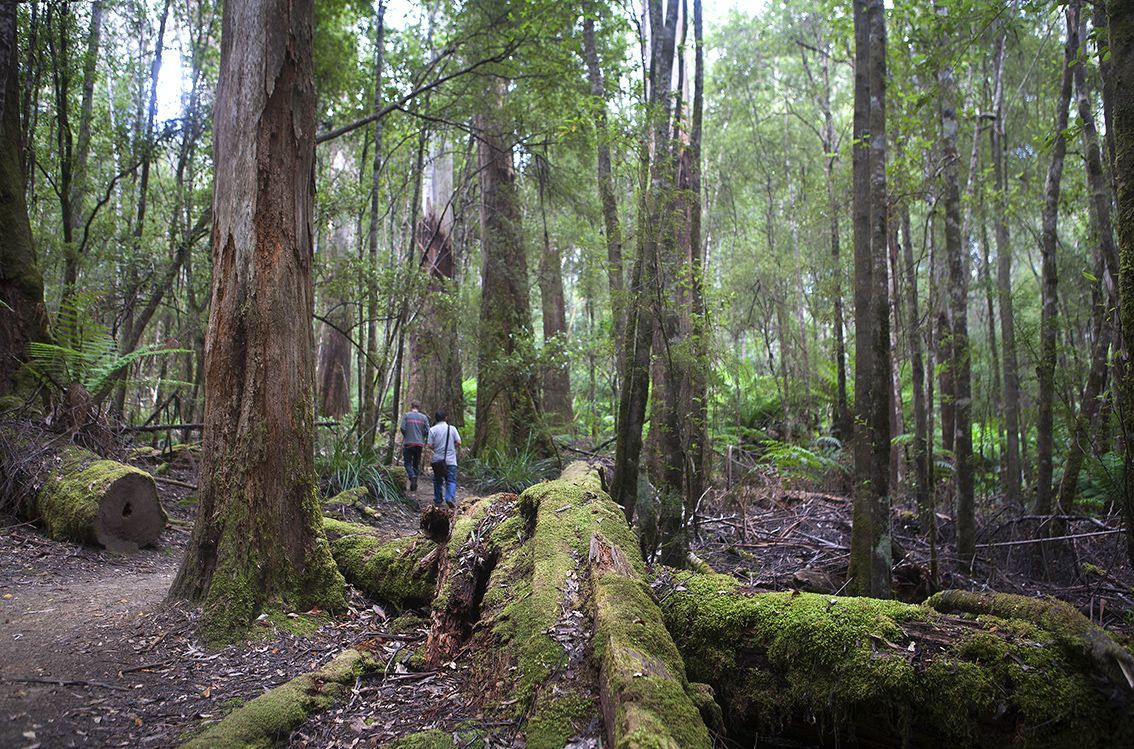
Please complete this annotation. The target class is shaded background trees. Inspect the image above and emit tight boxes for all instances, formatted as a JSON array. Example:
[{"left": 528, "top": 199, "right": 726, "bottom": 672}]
[{"left": 6, "top": 0, "right": 1134, "bottom": 602}]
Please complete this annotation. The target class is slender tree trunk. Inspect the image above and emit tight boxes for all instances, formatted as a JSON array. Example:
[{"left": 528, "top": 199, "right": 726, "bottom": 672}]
[
  {"left": 360, "top": 2, "right": 386, "bottom": 450},
  {"left": 1037, "top": 3, "right": 1076, "bottom": 519},
  {"left": 113, "top": 0, "right": 170, "bottom": 417},
  {"left": 849, "top": 0, "right": 891, "bottom": 599},
  {"left": 71, "top": 0, "right": 102, "bottom": 246},
  {"left": 991, "top": 19, "right": 1022, "bottom": 508},
  {"left": 937, "top": 4, "right": 973, "bottom": 564},
  {"left": 900, "top": 199, "right": 929, "bottom": 544},
  {"left": 1107, "top": 0, "right": 1134, "bottom": 568},
  {"left": 582, "top": 3, "right": 625, "bottom": 372},
  {"left": 170, "top": 0, "right": 346, "bottom": 640},
  {"left": 614, "top": 0, "right": 678, "bottom": 526},
  {"left": 537, "top": 166, "right": 573, "bottom": 433},
  {"left": 1061, "top": 7, "right": 1121, "bottom": 510}
]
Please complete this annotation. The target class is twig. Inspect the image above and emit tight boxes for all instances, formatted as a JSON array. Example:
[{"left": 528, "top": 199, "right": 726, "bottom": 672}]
[
  {"left": 983, "top": 529, "right": 1123, "bottom": 548},
  {"left": 152, "top": 475, "right": 197, "bottom": 490},
  {"left": 119, "top": 660, "right": 172, "bottom": 675},
  {"left": 2, "top": 676, "right": 129, "bottom": 692}
]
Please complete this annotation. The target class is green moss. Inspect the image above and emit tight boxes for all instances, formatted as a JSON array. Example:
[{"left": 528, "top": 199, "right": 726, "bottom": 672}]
[
  {"left": 383, "top": 730, "right": 457, "bottom": 749},
  {"left": 324, "top": 519, "right": 437, "bottom": 609},
  {"left": 179, "top": 649, "right": 373, "bottom": 749},
  {"left": 661, "top": 577, "right": 1134, "bottom": 747}
]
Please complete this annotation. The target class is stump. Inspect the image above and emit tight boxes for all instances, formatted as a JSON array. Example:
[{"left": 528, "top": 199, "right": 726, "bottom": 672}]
[{"left": 23, "top": 446, "right": 167, "bottom": 552}]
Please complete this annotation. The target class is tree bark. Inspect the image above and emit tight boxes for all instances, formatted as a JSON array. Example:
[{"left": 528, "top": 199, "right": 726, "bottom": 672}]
[
  {"left": 1037, "top": 3, "right": 1076, "bottom": 519},
  {"left": 169, "top": 0, "right": 346, "bottom": 641},
  {"left": 0, "top": 0, "right": 50, "bottom": 397},
  {"left": 1107, "top": 0, "right": 1134, "bottom": 567},
  {"left": 848, "top": 0, "right": 891, "bottom": 599}
]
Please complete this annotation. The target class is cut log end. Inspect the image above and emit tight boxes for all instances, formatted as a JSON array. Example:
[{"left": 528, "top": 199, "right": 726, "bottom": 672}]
[{"left": 95, "top": 473, "right": 165, "bottom": 553}]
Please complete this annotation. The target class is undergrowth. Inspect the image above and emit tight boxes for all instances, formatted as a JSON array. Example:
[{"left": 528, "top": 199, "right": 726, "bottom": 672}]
[{"left": 463, "top": 441, "right": 558, "bottom": 494}]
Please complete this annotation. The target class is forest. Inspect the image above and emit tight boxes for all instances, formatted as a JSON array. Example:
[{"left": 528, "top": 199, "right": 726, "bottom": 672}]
[
  {"left": 3, "top": 0, "right": 1134, "bottom": 677},
  {"left": 4, "top": 0, "right": 1134, "bottom": 745}
]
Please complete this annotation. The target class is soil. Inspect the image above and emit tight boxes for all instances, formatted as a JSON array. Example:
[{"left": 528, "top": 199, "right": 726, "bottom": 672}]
[{"left": 2, "top": 462, "right": 1132, "bottom": 749}]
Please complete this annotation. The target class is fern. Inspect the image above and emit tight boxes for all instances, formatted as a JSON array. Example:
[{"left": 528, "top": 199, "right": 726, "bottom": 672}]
[{"left": 25, "top": 291, "right": 188, "bottom": 403}]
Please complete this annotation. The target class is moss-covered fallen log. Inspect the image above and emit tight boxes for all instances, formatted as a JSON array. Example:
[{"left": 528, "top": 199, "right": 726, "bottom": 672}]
[
  {"left": 305, "top": 462, "right": 1132, "bottom": 748},
  {"left": 21, "top": 445, "right": 167, "bottom": 552},
  {"left": 659, "top": 570, "right": 1134, "bottom": 748},
  {"left": 179, "top": 648, "right": 375, "bottom": 749},
  {"left": 416, "top": 463, "right": 714, "bottom": 749},
  {"left": 322, "top": 516, "right": 438, "bottom": 609}
]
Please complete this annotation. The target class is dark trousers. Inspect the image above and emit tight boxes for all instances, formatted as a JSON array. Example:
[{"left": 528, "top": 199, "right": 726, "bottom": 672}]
[{"left": 403, "top": 444, "right": 423, "bottom": 481}]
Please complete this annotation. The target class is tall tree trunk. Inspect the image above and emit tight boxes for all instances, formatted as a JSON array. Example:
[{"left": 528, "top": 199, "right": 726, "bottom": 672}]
[
  {"left": 113, "top": 0, "right": 171, "bottom": 418},
  {"left": 537, "top": 166, "right": 573, "bottom": 433},
  {"left": 899, "top": 197, "right": 930, "bottom": 553},
  {"left": 937, "top": 3, "right": 974, "bottom": 565},
  {"left": 1107, "top": 0, "right": 1134, "bottom": 568},
  {"left": 359, "top": 2, "right": 386, "bottom": 450},
  {"left": 1037, "top": 3, "right": 1076, "bottom": 519},
  {"left": 1061, "top": 7, "right": 1121, "bottom": 510},
  {"left": 581, "top": 2, "right": 625, "bottom": 373},
  {"left": 409, "top": 139, "right": 463, "bottom": 426},
  {"left": 169, "top": 0, "right": 346, "bottom": 641},
  {"left": 848, "top": 0, "right": 891, "bottom": 599},
  {"left": 991, "top": 17, "right": 1022, "bottom": 508},
  {"left": 473, "top": 79, "right": 552, "bottom": 459},
  {"left": 613, "top": 0, "right": 679, "bottom": 527},
  {"left": 0, "top": 0, "right": 50, "bottom": 396}
]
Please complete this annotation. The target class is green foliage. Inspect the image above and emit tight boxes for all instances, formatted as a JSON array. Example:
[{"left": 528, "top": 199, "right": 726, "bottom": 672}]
[
  {"left": 759, "top": 436, "right": 847, "bottom": 488},
  {"left": 25, "top": 291, "right": 188, "bottom": 403},
  {"left": 462, "top": 439, "right": 558, "bottom": 494},
  {"left": 317, "top": 435, "right": 405, "bottom": 507},
  {"left": 1078, "top": 451, "right": 1123, "bottom": 511}
]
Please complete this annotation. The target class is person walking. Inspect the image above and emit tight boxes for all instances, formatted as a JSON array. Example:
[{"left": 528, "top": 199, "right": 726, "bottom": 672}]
[
  {"left": 399, "top": 400, "right": 430, "bottom": 492},
  {"left": 428, "top": 409, "right": 461, "bottom": 508}
]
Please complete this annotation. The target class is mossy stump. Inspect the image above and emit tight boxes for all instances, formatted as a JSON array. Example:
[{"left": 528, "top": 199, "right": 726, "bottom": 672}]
[{"left": 24, "top": 446, "right": 167, "bottom": 552}]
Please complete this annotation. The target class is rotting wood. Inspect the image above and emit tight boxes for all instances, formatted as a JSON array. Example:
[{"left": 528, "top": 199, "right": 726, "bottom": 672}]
[{"left": 18, "top": 445, "right": 167, "bottom": 552}]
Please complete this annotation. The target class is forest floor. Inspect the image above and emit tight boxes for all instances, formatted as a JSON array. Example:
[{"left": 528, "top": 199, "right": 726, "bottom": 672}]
[{"left": 1, "top": 461, "right": 1132, "bottom": 749}]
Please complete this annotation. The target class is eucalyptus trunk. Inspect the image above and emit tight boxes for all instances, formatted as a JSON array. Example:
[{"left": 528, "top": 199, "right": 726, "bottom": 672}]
[
  {"left": 170, "top": 0, "right": 346, "bottom": 640},
  {"left": 848, "top": 0, "right": 891, "bottom": 599},
  {"left": 1037, "top": 3, "right": 1076, "bottom": 519},
  {"left": 1107, "top": 0, "right": 1134, "bottom": 567}
]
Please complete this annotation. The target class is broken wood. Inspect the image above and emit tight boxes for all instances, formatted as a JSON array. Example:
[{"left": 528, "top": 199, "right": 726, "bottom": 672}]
[
  {"left": 353, "top": 462, "right": 1134, "bottom": 748},
  {"left": 20, "top": 445, "right": 167, "bottom": 552}
]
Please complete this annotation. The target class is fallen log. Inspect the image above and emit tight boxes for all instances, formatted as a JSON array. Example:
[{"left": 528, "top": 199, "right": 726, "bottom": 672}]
[
  {"left": 659, "top": 570, "right": 1134, "bottom": 748},
  {"left": 304, "top": 462, "right": 1133, "bottom": 748},
  {"left": 322, "top": 516, "right": 438, "bottom": 609},
  {"left": 179, "top": 648, "right": 375, "bottom": 749},
  {"left": 20, "top": 445, "right": 167, "bottom": 552}
]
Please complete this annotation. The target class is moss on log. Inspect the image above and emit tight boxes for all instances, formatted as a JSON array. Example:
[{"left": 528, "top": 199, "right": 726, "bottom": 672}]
[
  {"left": 659, "top": 571, "right": 1134, "bottom": 748},
  {"left": 23, "top": 446, "right": 167, "bottom": 552},
  {"left": 178, "top": 648, "right": 374, "bottom": 749},
  {"left": 927, "top": 588, "right": 1134, "bottom": 691},
  {"left": 438, "top": 462, "right": 712, "bottom": 749},
  {"left": 322, "top": 517, "right": 438, "bottom": 609}
]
